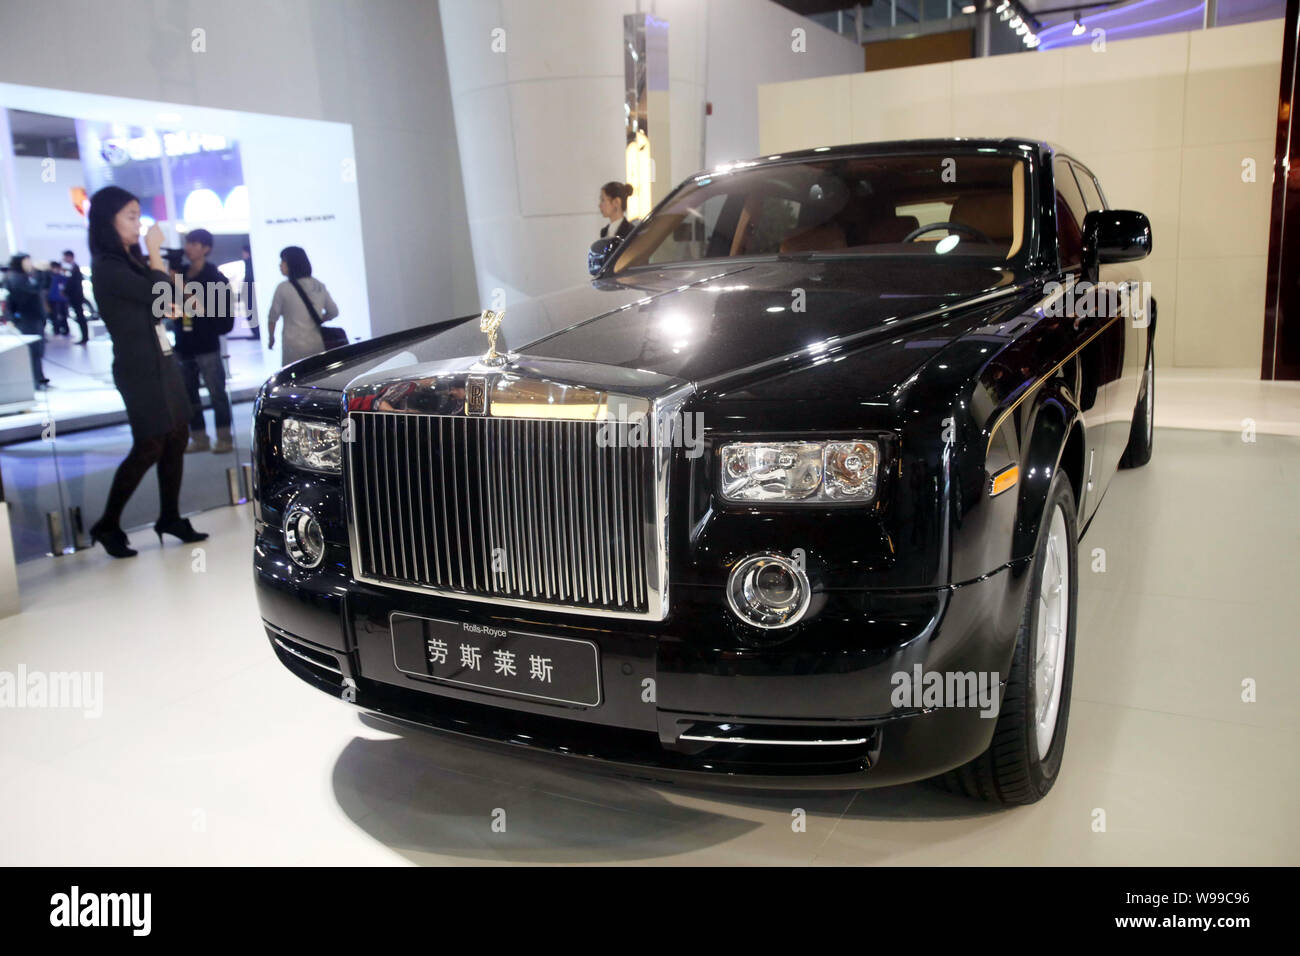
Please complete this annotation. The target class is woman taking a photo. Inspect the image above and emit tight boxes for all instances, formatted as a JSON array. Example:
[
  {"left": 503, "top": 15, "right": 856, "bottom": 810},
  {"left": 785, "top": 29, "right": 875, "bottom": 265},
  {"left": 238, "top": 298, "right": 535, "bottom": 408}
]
[
  {"left": 86, "top": 185, "right": 208, "bottom": 558},
  {"left": 266, "top": 246, "right": 339, "bottom": 364}
]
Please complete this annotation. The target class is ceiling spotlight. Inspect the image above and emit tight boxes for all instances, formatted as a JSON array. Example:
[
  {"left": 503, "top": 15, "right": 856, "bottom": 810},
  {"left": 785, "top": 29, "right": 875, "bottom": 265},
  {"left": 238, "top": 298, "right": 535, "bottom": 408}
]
[
  {"left": 1072, "top": 18, "right": 1086, "bottom": 35},
  {"left": 962, "top": 3, "right": 977, "bottom": 11},
  {"left": 1017, "top": 22, "right": 1029, "bottom": 34},
  {"left": 1010, "top": 15, "right": 1023, "bottom": 28},
  {"left": 996, "top": 0, "right": 1010, "bottom": 9},
  {"left": 1027, "top": 35, "right": 1041, "bottom": 47},
  {"left": 1000, "top": 7, "right": 1013, "bottom": 20}
]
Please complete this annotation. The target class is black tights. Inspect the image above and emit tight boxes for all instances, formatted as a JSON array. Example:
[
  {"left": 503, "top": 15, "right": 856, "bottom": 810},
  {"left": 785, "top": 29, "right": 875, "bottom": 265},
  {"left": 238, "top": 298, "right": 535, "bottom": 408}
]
[{"left": 99, "top": 421, "right": 189, "bottom": 530}]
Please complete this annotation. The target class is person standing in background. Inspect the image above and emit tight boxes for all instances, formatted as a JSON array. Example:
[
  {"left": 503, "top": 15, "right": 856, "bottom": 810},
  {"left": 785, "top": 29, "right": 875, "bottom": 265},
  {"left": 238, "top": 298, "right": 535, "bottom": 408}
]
[
  {"left": 266, "top": 246, "right": 337, "bottom": 364},
  {"left": 46, "top": 260, "right": 70, "bottom": 336},
  {"left": 598, "top": 181, "right": 635, "bottom": 241},
  {"left": 63, "top": 249, "right": 90, "bottom": 344},
  {"left": 4, "top": 254, "right": 50, "bottom": 388},
  {"left": 176, "top": 229, "right": 235, "bottom": 454},
  {"left": 86, "top": 185, "right": 208, "bottom": 558}
]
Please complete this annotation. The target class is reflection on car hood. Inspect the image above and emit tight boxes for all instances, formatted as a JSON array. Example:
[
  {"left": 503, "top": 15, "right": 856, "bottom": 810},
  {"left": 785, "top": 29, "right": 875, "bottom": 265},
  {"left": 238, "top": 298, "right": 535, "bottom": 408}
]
[
  {"left": 282, "top": 258, "right": 1027, "bottom": 395},
  {"left": 525, "top": 258, "right": 1025, "bottom": 389}
]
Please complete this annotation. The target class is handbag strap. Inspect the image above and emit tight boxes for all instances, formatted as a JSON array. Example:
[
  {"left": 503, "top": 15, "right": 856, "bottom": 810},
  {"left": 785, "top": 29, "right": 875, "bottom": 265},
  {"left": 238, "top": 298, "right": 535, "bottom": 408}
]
[{"left": 288, "top": 277, "right": 326, "bottom": 326}]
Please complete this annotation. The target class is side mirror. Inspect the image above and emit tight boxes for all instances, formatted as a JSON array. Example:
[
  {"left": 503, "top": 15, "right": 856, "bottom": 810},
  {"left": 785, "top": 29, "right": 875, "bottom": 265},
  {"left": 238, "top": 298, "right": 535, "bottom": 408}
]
[
  {"left": 1082, "top": 210, "right": 1152, "bottom": 281},
  {"left": 588, "top": 237, "right": 618, "bottom": 276}
]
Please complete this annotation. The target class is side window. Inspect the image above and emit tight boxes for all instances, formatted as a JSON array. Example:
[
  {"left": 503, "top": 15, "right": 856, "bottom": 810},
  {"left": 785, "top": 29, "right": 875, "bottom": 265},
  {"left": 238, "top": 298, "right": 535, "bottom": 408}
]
[
  {"left": 1070, "top": 162, "right": 1104, "bottom": 213},
  {"left": 1053, "top": 158, "right": 1089, "bottom": 271}
]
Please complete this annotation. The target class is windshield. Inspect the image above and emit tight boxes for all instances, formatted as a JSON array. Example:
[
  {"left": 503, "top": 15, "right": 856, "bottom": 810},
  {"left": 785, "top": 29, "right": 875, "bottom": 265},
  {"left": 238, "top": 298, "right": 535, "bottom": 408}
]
[{"left": 611, "top": 152, "right": 1030, "bottom": 272}]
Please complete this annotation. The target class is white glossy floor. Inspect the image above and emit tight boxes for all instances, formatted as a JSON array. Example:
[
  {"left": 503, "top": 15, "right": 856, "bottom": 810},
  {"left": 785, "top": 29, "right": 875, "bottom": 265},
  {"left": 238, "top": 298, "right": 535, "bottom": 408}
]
[{"left": 0, "top": 427, "right": 1297, "bottom": 865}]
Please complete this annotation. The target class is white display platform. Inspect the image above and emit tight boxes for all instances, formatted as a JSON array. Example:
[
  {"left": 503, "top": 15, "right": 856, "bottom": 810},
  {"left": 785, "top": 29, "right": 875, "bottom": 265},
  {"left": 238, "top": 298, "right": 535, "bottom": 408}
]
[
  {"left": 0, "top": 333, "right": 39, "bottom": 409},
  {"left": 0, "top": 503, "right": 20, "bottom": 617}
]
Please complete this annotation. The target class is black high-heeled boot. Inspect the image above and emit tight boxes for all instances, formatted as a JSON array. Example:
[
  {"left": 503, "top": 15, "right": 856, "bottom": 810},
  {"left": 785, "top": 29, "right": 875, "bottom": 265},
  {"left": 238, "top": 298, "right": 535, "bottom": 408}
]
[
  {"left": 89, "top": 519, "right": 137, "bottom": 558},
  {"left": 154, "top": 516, "right": 209, "bottom": 544}
]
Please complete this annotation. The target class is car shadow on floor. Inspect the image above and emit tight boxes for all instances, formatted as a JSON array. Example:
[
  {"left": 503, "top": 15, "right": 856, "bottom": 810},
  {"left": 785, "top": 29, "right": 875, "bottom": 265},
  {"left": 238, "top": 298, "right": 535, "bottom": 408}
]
[{"left": 329, "top": 713, "right": 1002, "bottom": 864}]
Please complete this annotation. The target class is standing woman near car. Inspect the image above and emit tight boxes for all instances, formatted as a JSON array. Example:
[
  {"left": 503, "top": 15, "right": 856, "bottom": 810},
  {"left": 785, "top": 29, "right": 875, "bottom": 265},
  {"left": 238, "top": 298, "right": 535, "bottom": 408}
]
[
  {"left": 598, "top": 182, "right": 635, "bottom": 242},
  {"left": 266, "top": 245, "right": 338, "bottom": 365},
  {"left": 86, "top": 185, "right": 208, "bottom": 558}
]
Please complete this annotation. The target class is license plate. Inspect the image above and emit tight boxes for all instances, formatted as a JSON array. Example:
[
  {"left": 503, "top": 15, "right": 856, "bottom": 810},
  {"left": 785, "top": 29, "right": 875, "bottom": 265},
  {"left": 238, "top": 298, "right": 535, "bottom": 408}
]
[{"left": 390, "top": 613, "right": 601, "bottom": 707}]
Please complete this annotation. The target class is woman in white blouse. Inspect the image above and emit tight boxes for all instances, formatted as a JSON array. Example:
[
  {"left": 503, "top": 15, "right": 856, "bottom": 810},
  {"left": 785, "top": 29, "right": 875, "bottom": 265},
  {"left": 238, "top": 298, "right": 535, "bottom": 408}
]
[{"left": 266, "top": 246, "right": 338, "bottom": 364}]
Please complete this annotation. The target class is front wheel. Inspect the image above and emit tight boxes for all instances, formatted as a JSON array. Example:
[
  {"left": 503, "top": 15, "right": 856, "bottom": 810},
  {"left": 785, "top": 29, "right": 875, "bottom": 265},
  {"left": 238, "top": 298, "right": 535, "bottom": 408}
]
[{"left": 932, "top": 471, "right": 1079, "bottom": 805}]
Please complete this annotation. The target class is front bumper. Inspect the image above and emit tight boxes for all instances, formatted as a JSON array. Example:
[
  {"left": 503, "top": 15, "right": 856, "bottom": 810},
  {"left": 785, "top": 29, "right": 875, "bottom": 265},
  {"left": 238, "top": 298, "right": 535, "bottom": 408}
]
[{"left": 256, "top": 533, "right": 1029, "bottom": 790}]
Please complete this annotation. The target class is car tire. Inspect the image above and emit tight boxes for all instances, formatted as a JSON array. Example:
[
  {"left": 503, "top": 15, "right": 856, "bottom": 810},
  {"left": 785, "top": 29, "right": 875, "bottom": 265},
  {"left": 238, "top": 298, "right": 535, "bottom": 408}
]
[
  {"left": 1119, "top": 340, "right": 1154, "bottom": 469},
  {"left": 931, "top": 470, "right": 1078, "bottom": 805}
]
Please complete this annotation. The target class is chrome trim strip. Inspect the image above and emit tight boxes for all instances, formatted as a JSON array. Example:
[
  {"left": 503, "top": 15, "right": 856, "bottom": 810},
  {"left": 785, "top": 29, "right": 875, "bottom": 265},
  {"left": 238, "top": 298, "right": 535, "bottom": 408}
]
[
  {"left": 678, "top": 733, "right": 870, "bottom": 747},
  {"left": 449, "top": 417, "right": 465, "bottom": 589},
  {"left": 344, "top": 354, "right": 676, "bottom": 418},
  {"left": 272, "top": 636, "right": 343, "bottom": 676}
]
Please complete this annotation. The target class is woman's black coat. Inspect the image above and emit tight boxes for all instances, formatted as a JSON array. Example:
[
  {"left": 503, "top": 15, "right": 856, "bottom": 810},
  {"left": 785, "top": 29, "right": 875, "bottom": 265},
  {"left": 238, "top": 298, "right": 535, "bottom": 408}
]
[
  {"left": 4, "top": 272, "right": 44, "bottom": 330},
  {"left": 599, "top": 218, "right": 633, "bottom": 241},
  {"left": 91, "top": 252, "right": 191, "bottom": 439}
]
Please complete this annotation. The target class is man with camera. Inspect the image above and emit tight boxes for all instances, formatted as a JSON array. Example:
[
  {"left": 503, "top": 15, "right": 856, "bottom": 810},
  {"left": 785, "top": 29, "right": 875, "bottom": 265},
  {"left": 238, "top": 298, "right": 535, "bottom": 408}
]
[{"left": 176, "top": 229, "right": 235, "bottom": 453}]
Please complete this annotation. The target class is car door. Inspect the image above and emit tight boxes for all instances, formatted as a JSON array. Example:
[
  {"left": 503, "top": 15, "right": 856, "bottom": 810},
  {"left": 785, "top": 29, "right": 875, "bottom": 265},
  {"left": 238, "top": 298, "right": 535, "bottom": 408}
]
[
  {"left": 1069, "top": 160, "right": 1143, "bottom": 489},
  {"left": 1052, "top": 156, "right": 1121, "bottom": 523},
  {"left": 1073, "top": 160, "right": 1144, "bottom": 457}
]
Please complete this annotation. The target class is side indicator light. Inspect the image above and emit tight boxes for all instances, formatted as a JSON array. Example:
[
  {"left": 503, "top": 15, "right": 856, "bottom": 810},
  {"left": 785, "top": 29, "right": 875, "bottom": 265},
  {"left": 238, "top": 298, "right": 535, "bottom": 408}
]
[{"left": 989, "top": 465, "right": 1019, "bottom": 497}]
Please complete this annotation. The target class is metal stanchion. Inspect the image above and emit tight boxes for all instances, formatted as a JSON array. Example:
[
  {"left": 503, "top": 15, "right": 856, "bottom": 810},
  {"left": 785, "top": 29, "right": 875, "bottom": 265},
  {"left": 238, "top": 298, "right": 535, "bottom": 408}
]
[
  {"left": 45, "top": 510, "right": 65, "bottom": 556},
  {"left": 68, "top": 506, "right": 91, "bottom": 550},
  {"left": 226, "top": 467, "right": 245, "bottom": 505}
]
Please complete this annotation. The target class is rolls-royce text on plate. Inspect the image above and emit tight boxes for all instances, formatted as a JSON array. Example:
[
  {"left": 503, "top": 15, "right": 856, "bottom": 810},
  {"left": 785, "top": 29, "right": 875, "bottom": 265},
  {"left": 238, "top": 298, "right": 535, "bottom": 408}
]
[{"left": 254, "top": 139, "right": 1155, "bottom": 804}]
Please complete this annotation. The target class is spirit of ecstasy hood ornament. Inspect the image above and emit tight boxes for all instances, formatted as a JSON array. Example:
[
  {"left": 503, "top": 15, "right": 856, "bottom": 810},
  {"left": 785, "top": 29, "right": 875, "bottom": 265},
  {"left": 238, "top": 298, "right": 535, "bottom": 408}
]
[{"left": 478, "top": 308, "right": 506, "bottom": 367}]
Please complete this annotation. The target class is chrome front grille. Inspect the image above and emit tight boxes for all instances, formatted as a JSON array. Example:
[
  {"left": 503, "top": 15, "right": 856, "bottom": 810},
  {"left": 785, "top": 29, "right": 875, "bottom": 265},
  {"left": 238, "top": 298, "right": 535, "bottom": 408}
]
[{"left": 347, "top": 412, "right": 655, "bottom": 616}]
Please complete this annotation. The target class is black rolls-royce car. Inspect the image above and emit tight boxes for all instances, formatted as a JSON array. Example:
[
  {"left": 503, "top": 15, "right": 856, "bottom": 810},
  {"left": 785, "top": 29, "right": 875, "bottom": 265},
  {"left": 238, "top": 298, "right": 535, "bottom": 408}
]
[{"left": 253, "top": 138, "right": 1154, "bottom": 804}]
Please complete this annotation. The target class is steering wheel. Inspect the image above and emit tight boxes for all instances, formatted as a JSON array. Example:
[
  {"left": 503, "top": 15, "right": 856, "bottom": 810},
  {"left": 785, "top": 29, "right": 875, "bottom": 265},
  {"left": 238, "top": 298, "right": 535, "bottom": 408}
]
[{"left": 901, "top": 221, "right": 993, "bottom": 245}]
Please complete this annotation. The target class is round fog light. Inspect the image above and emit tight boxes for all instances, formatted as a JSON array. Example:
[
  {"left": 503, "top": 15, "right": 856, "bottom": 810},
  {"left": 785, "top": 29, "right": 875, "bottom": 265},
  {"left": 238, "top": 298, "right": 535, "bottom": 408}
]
[
  {"left": 726, "top": 553, "right": 810, "bottom": 629},
  {"left": 284, "top": 507, "right": 325, "bottom": 569}
]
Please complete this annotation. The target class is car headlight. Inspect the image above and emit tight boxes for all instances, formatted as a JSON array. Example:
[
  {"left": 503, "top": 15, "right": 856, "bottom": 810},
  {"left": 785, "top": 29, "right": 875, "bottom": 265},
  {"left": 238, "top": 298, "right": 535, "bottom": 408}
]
[
  {"left": 720, "top": 439, "right": 879, "bottom": 503},
  {"left": 281, "top": 418, "right": 342, "bottom": 473}
]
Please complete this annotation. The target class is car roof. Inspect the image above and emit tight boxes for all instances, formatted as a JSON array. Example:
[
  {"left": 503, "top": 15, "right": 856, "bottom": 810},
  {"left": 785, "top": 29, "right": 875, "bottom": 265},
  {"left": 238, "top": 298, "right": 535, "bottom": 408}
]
[{"left": 704, "top": 137, "right": 1060, "bottom": 175}]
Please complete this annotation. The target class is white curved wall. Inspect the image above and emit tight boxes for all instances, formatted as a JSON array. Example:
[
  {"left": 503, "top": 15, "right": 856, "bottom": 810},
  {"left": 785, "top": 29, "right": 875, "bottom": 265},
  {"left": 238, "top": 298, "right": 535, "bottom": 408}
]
[
  {"left": 440, "top": 0, "right": 863, "bottom": 308},
  {"left": 439, "top": 0, "right": 703, "bottom": 309}
]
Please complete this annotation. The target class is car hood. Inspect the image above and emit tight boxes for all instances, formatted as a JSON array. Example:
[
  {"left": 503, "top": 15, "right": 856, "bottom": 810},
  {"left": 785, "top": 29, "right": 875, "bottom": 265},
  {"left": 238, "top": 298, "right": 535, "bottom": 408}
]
[
  {"left": 284, "top": 257, "right": 1029, "bottom": 398},
  {"left": 524, "top": 258, "right": 1026, "bottom": 392}
]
